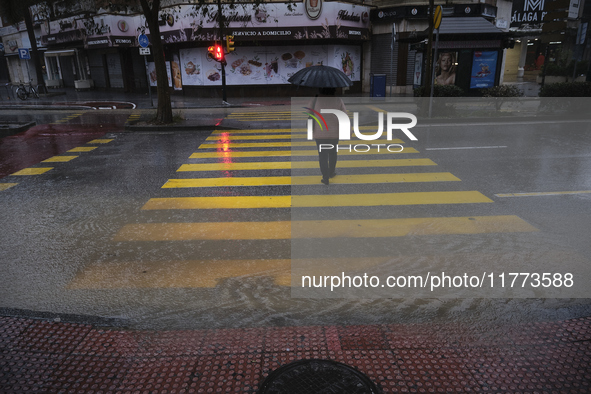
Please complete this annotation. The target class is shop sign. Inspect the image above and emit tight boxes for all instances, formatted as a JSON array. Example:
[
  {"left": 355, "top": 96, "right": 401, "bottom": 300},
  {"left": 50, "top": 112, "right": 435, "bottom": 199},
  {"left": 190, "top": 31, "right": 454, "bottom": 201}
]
[
  {"left": 111, "top": 36, "right": 134, "bottom": 46},
  {"left": 305, "top": 0, "right": 323, "bottom": 20},
  {"left": 175, "top": 2, "right": 369, "bottom": 36},
  {"left": 372, "top": 4, "right": 496, "bottom": 21},
  {"left": 86, "top": 37, "right": 111, "bottom": 47},
  {"left": 5, "top": 38, "right": 20, "bottom": 53},
  {"left": 2, "top": 32, "right": 30, "bottom": 54},
  {"left": 223, "top": 27, "right": 369, "bottom": 41},
  {"left": 511, "top": 0, "right": 547, "bottom": 27}
]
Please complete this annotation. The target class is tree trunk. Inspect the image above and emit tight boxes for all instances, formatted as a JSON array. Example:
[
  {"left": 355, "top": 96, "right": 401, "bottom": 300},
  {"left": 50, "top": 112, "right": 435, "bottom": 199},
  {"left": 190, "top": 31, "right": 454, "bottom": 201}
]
[
  {"left": 140, "top": 0, "right": 173, "bottom": 124},
  {"left": 22, "top": 3, "right": 46, "bottom": 93}
]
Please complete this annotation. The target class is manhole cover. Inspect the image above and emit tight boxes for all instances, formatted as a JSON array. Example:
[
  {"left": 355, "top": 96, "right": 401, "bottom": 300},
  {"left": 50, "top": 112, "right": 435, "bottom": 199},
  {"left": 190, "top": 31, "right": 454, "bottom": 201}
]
[{"left": 258, "top": 359, "right": 382, "bottom": 393}]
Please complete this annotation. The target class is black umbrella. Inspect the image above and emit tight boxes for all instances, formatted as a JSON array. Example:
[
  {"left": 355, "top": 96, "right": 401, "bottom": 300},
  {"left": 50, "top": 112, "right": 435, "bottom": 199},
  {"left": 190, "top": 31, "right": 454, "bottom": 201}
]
[{"left": 288, "top": 65, "right": 353, "bottom": 88}]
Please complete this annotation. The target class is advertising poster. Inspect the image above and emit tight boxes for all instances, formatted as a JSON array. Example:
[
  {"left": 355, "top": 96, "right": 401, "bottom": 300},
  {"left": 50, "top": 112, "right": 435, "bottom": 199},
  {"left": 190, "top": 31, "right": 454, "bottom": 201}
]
[
  {"left": 470, "top": 51, "right": 498, "bottom": 89},
  {"left": 434, "top": 51, "right": 457, "bottom": 86},
  {"left": 147, "top": 62, "right": 172, "bottom": 87},
  {"left": 414, "top": 52, "right": 423, "bottom": 86},
  {"left": 171, "top": 54, "right": 183, "bottom": 90},
  {"left": 179, "top": 48, "right": 204, "bottom": 86},
  {"left": 177, "top": 45, "right": 359, "bottom": 86},
  {"left": 329, "top": 45, "right": 361, "bottom": 82}
]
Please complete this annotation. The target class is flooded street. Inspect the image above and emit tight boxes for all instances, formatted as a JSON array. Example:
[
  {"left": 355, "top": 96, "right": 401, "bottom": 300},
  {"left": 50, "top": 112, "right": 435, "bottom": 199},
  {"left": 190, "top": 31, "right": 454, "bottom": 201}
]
[{"left": 1, "top": 103, "right": 590, "bottom": 331}]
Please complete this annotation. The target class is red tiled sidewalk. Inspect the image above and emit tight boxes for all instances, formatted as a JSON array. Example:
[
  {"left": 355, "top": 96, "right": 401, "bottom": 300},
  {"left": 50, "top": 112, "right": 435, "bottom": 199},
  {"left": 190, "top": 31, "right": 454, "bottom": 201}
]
[{"left": 0, "top": 316, "right": 590, "bottom": 393}]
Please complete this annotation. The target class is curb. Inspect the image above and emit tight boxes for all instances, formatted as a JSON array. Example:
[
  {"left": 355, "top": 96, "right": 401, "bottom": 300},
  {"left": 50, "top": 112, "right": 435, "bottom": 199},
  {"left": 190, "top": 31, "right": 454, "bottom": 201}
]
[
  {"left": 124, "top": 122, "right": 240, "bottom": 132},
  {"left": 0, "top": 121, "right": 36, "bottom": 137}
]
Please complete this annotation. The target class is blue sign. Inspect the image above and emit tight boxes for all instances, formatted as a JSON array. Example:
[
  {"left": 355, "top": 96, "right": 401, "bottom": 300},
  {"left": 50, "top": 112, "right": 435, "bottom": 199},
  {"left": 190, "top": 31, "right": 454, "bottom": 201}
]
[
  {"left": 18, "top": 48, "right": 31, "bottom": 60},
  {"left": 138, "top": 34, "right": 149, "bottom": 48},
  {"left": 470, "top": 51, "right": 498, "bottom": 89}
]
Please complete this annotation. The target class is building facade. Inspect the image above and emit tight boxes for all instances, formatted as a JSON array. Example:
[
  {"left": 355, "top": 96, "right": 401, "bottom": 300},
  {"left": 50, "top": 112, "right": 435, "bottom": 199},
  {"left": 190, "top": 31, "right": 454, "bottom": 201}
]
[{"left": 2, "top": 0, "right": 588, "bottom": 96}]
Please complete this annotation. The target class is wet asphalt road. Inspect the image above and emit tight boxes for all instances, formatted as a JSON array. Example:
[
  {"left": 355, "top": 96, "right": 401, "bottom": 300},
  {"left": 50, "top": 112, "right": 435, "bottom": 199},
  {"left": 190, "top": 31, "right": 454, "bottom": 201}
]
[{"left": 0, "top": 102, "right": 590, "bottom": 330}]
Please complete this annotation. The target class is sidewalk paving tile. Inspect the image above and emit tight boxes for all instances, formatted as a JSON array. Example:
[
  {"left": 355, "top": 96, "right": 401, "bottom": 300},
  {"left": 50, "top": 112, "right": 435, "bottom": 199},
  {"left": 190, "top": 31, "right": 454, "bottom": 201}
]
[{"left": 0, "top": 316, "right": 590, "bottom": 392}]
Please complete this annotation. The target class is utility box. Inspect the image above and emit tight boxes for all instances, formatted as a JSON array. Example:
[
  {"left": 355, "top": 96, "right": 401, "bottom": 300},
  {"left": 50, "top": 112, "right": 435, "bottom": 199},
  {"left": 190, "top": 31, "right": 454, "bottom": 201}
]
[{"left": 370, "top": 73, "right": 387, "bottom": 98}]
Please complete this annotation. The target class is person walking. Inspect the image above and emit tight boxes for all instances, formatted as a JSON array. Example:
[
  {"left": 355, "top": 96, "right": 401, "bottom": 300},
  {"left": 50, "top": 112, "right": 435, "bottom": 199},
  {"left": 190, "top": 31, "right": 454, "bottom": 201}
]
[{"left": 308, "top": 87, "right": 347, "bottom": 185}]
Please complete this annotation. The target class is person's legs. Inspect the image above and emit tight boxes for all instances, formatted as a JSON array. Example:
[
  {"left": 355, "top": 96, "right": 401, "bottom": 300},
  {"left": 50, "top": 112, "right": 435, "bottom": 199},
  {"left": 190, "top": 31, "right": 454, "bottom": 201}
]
[
  {"left": 315, "top": 139, "right": 334, "bottom": 183},
  {"left": 327, "top": 138, "right": 338, "bottom": 178}
]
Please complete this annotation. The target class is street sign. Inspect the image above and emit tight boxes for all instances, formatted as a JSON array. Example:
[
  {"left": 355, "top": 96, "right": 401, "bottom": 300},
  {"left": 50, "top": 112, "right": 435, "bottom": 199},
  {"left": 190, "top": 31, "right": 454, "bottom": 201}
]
[
  {"left": 138, "top": 34, "right": 149, "bottom": 48},
  {"left": 139, "top": 47, "right": 151, "bottom": 56},
  {"left": 18, "top": 48, "right": 30, "bottom": 60},
  {"left": 434, "top": 5, "right": 442, "bottom": 30}
]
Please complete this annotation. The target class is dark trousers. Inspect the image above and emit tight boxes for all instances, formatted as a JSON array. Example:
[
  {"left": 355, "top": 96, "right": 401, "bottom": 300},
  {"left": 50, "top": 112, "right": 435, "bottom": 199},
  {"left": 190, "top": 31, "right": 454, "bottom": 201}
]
[{"left": 315, "top": 139, "right": 339, "bottom": 180}]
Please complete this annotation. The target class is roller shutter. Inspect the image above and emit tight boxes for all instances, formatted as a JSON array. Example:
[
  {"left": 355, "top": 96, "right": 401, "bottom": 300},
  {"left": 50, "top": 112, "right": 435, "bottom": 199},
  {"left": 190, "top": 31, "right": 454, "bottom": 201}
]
[
  {"left": 371, "top": 33, "right": 397, "bottom": 86},
  {"left": 106, "top": 52, "right": 124, "bottom": 88}
]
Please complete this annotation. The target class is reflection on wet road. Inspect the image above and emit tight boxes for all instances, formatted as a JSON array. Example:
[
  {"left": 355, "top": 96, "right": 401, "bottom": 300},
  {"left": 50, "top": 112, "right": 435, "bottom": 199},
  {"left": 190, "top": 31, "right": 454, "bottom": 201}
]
[
  {"left": 0, "top": 110, "right": 129, "bottom": 178},
  {"left": 0, "top": 105, "right": 590, "bottom": 330}
]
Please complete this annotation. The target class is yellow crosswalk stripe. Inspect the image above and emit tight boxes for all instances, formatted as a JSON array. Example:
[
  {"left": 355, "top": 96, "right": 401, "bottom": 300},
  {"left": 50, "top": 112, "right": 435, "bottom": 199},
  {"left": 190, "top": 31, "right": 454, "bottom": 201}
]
[
  {"left": 206, "top": 134, "right": 293, "bottom": 141},
  {"left": 163, "top": 173, "right": 460, "bottom": 188},
  {"left": 11, "top": 167, "right": 53, "bottom": 175},
  {"left": 178, "top": 159, "right": 436, "bottom": 172},
  {"left": 211, "top": 126, "right": 411, "bottom": 134},
  {"left": 207, "top": 134, "right": 412, "bottom": 143},
  {"left": 141, "top": 191, "right": 492, "bottom": 210},
  {"left": 0, "top": 183, "right": 18, "bottom": 191},
  {"left": 42, "top": 156, "right": 78, "bottom": 163},
  {"left": 189, "top": 148, "right": 419, "bottom": 159},
  {"left": 198, "top": 140, "right": 405, "bottom": 149},
  {"left": 68, "top": 147, "right": 97, "bottom": 152},
  {"left": 212, "top": 128, "right": 292, "bottom": 133},
  {"left": 114, "top": 215, "right": 536, "bottom": 241},
  {"left": 88, "top": 139, "right": 113, "bottom": 144}
]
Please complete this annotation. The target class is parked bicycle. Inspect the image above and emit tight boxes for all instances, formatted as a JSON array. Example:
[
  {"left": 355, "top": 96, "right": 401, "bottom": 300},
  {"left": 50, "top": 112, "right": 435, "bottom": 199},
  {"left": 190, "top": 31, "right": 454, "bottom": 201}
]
[{"left": 16, "top": 82, "right": 40, "bottom": 100}]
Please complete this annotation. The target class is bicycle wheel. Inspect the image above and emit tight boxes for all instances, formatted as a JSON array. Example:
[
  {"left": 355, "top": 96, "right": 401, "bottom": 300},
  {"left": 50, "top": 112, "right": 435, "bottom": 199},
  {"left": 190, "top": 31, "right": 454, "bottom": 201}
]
[{"left": 16, "top": 87, "right": 27, "bottom": 100}]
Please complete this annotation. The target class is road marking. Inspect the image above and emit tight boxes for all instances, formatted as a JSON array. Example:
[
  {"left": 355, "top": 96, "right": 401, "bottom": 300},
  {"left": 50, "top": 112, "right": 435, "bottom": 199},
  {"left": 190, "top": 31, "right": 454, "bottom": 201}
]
[
  {"left": 0, "top": 183, "right": 18, "bottom": 191},
  {"left": 198, "top": 140, "right": 405, "bottom": 149},
  {"left": 51, "top": 113, "right": 83, "bottom": 124},
  {"left": 495, "top": 190, "right": 591, "bottom": 197},
  {"left": 365, "top": 105, "right": 387, "bottom": 113},
  {"left": 211, "top": 126, "right": 410, "bottom": 134},
  {"left": 42, "top": 156, "right": 78, "bottom": 163},
  {"left": 426, "top": 146, "right": 508, "bottom": 151},
  {"left": 141, "top": 191, "right": 492, "bottom": 210},
  {"left": 177, "top": 158, "right": 436, "bottom": 172},
  {"left": 114, "top": 215, "right": 535, "bottom": 241},
  {"left": 208, "top": 134, "right": 411, "bottom": 143},
  {"left": 162, "top": 173, "right": 460, "bottom": 188},
  {"left": 88, "top": 139, "right": 113, "bottom": 144},
  {"left": 189, "top": 148, "right": 419, "bottom": 159},
  {"left": 67, "top": 147, "right": 97, "bottom": 152},
  {"left": 126, "top": 114, "right": 141, "bottom": 124},
  {"left": 207, "top": 134, "right": 293, "bottom": 141},
  {"left": 11, "top": 167, "right": 53, "bottom": 175},
  {"left": 212, "top": 128, "right": 293, "bottom": 134}
]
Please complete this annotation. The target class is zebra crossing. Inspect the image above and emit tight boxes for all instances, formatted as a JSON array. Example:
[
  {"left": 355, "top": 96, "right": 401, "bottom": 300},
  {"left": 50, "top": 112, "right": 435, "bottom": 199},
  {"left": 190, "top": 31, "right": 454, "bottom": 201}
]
[{"left": 65, "top": 126, "right": 542, "bottom": 291}]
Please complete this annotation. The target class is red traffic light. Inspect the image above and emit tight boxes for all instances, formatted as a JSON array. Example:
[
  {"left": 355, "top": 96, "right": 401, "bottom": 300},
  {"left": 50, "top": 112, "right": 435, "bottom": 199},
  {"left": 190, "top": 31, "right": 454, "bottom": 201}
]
[{"left": 207, "top": 43, "right": 225, "bottom": 62}]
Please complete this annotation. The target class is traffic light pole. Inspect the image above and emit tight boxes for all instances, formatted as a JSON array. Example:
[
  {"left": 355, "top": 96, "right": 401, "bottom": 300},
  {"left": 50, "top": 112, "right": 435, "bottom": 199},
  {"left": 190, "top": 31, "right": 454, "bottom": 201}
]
[
  {"left": 217, "top": 0, "right": 228, "bottom": 104},
  {"left": 428, "top": 28, "right": 440, "bottom": 118}
]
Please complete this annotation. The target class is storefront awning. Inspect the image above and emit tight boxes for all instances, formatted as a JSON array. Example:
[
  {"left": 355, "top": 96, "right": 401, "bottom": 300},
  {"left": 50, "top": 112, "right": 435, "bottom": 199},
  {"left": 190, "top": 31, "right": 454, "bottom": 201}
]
[
  {"left": 44, "top": 49, "right": 77, "bottom": 57},
  {"left": 438, "top": 17, "right": 503, "bottom": 35}
]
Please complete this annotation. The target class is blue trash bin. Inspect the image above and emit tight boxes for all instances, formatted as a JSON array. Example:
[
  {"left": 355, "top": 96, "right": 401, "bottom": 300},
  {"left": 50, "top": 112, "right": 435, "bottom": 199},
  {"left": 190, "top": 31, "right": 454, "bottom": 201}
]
[{"left": 370, "top": 73, "right": 387, "bottom": 98}]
